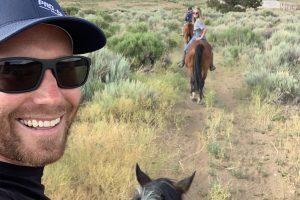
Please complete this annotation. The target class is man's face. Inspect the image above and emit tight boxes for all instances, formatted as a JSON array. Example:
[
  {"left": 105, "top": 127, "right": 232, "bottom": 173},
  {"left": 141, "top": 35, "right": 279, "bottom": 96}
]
[{"left": 0, "top": 24, "right": 81, "bottom": 166}]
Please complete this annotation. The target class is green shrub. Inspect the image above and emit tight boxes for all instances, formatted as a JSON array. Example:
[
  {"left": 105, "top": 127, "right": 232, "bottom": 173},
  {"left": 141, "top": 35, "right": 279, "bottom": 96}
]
[
  {"left": 209, "top": 26, "right": 262, "bottom": 47},
  {"left": 148, "top": 16, "right": 161, "bottom": 30},
  {"left": 208, "top": 141, "right": 222, "bottom": 159},
  {"left": 260, "top": 10, "right": 277, "bottom": 17},
  {"left": 127, "top": 22, "right": 148, "bottom": 33},
  {"left": 104, "top": 24, "right": 120, "bottom": 38},
  {"left": 222, "top": 46, "right": 240, "bottom": 66},
  {"left": 163, "top": 19, "right": 180, "bottom": 31},
  {"left": 245, "top": 69, "right": 299, "bottom": 95},
  {"left": 108, "top": 32, "right": 165, "bottom": 68},
  {"left": 269, "top": 71, "right": 299, "bottom": 95},
  {"left": 267, "top": 30, "right": 299, "bottom": 48},
  {"left": 92, "top": 80, "right": 158, "bottom": 122},
  {"left": 166, "top": 32, "right": 182, "bottom": 49},
  {"left": 82, "top": 9, "right": 96, "bottom": 15},
  {"left": 97, "top": 11, "right": 113, "bottom": 22},
  {"left": 63, "top": 6, "right": 79, "bottom": 16},
  {"left": 134, "top": 71, "right": 186, "bottom": 106},
  {"left": 245, "top": 40, "right": 300, "bottom": 102},
  {"left": 82, "top": 48, "right": 131, "bottom": 101},
  {"left": 84, "top": 15, "right": 109, "bottom": 29}
]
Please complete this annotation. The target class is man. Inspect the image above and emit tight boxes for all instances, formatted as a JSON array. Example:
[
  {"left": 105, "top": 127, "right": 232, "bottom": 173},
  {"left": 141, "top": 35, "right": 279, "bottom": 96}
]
[
  {"left": 181, "top": 7, "right": 193, "bottom": 36},
  {"left": 0, "top": 0, "right": 106, "bottom": 199}
]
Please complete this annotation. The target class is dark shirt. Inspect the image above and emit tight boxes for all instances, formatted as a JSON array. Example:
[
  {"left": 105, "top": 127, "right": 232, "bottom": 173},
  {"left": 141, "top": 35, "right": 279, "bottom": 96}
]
[{"left": 0, "top": 161, "right": 50, "bottom": 200}]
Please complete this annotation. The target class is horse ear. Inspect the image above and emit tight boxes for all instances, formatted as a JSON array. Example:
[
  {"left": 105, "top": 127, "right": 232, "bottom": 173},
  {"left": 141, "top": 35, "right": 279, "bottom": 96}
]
[
  {"left": 175, "top": 171, "right": 196, "bottom": 193},
  {"left": 136, "top": 163, "right": 152, "bottom": 186}
]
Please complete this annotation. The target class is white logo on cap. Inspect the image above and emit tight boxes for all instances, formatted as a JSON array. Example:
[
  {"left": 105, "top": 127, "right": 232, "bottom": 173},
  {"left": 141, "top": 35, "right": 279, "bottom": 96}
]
[{"left": 38, "top": 0, "right": 63, "bottom": 16}]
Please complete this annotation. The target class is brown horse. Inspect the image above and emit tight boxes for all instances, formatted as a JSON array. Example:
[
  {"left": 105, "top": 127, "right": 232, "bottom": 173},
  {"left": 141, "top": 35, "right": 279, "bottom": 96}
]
[
  {"left": 185, "top": 39, "right": 213, "bottom": 103},
  {"left": 183, "top": 23, "right": 193, "bottom": 44}
]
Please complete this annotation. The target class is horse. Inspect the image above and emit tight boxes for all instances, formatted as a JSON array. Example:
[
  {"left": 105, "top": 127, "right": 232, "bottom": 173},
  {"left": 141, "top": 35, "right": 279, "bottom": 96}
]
[
  {"left": 132, "top": 164, "right": 195, "bottom": 200},
  {"left": 182, "top": 23, "right": 194, "bottom": 44},
  {"left": 185, "top": 39, "right": 213, "bottom": 104}
]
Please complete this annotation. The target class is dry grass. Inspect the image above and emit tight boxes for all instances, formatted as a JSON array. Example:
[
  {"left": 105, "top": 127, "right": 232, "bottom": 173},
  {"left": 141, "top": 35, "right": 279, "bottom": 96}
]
[
  {"left": 44, "top": 105, "right": 165, "bottom": 199},
  {"left": 249, "top": 92, "right": 300, "bottom": 195},
  {"left": 43, "top": 69, "right": 186, "bottom": 199}
]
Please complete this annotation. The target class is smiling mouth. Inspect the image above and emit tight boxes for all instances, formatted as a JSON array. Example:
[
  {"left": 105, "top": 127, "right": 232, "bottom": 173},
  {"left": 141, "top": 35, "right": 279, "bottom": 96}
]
[{"left": 19, "top": 118, "right": 61, "bottom": 128}]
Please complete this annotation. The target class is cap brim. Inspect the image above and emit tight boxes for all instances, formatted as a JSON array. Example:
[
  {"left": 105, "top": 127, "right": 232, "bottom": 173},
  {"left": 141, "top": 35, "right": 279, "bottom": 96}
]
[{"left": 0, "top": 16, "right": 106, "bottom": 54}]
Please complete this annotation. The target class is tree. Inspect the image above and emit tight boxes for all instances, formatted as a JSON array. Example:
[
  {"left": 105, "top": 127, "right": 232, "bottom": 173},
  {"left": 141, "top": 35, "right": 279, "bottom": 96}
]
[
  {"left": 207, "top": 0, "right": 262, "bottom": 12},
  {"left": 241, "top": 0, "right": 263, "bottom": 9}
]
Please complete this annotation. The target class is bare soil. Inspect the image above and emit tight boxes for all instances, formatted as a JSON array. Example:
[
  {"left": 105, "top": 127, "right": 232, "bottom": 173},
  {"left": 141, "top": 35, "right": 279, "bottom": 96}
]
[{"left": 168, "top": 56, "right": 296, "bottom": 199}]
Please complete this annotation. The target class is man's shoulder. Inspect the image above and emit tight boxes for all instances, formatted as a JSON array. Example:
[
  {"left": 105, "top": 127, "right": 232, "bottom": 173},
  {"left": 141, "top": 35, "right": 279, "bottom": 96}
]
[{"left": 0, "top": 188, "right": 14, "bottom": 200}]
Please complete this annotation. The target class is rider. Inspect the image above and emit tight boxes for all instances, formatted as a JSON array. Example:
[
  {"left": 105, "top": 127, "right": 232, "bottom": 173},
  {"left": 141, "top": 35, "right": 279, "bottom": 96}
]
[
  {"left": 185, "top": 7, "right": 193, "bottom": 23},
  {"left": 181, "top": 7, "right": 193, "bottom": 36},
  {"left": 180, "top": 7, "right": 216, "bottom": 71}
]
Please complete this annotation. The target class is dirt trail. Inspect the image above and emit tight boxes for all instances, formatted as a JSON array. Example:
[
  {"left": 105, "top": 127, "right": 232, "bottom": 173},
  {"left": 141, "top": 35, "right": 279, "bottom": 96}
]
[{"left": 171, "top": 60, "right": 294, "bottom": 199}]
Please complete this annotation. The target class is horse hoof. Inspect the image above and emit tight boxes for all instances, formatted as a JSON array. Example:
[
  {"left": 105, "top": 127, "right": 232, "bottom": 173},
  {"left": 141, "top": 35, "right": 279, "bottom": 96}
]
[
  {"left": 191, "top": 97, "right": 197, "bottom": 102},
  {"left": 190, "top": 92, "right": 197, "bottom": 101},
  {"left": 197, "top": 98, "right": 204, "bottom": 105},
  {"left": 190, "top": 95, "right": 197, "bottom": 101}
]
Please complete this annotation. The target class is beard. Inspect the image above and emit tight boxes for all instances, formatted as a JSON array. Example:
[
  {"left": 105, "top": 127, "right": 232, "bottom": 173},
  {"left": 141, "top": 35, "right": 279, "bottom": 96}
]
[{"left": 0, "top": 103, "right": 79, "bottom": 167}]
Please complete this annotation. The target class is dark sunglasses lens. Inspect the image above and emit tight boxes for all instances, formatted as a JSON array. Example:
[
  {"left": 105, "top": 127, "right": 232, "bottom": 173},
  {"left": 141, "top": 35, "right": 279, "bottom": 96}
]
[
  {"left": 56, "top": 57, "right": 89, "bottom": 88},
  {"left": 0, "top": 60, "right": 42, "bottom": 92}
]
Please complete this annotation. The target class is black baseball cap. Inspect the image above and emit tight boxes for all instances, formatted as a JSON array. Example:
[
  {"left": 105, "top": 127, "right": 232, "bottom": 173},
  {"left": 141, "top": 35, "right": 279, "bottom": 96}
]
[{"left": 0, "top": 0, "right": 106, "bottom": 54}]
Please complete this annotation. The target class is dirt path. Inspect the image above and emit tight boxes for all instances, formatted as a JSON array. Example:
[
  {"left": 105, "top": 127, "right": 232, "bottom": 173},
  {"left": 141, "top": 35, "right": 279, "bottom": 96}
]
[{"left": 171, "top": 56, "right": 295, "bottom": 199}]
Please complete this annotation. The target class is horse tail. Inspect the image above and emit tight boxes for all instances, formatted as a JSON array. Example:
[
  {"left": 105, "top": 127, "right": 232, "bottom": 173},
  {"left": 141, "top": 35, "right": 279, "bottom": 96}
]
[{"left": 193, "top": 43, "right": 204, "bottom": 92}]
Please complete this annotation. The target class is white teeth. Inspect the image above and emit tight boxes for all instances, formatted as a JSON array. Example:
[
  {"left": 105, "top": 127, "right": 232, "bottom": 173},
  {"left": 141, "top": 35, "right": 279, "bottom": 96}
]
[
  {"left": 44, "top": 121, "right": 50, "bottom": 127},
  {"left": 20, "top": 118, "right": 61, "bottom": 128},
  {"left": 32, "top": 120, "right": 38, "bottom": 128},
  {"left": 38, "top": 121, "right": 44, "bottom": 127}
]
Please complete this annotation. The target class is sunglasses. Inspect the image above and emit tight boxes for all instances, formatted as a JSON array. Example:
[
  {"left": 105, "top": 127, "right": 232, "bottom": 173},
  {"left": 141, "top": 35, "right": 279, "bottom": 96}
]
[
  {"left": 0, "top": 56, "right": 90, "bottom": 93},
  {"left": 193, "top": 12, "right": 199, "bottom": 15}
]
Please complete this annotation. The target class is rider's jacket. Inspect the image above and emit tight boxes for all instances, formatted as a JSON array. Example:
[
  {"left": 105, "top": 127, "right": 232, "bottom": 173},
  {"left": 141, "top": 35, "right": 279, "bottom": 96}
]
[{"left": 185, "top": 10, "right": 193, "bottom": 23}]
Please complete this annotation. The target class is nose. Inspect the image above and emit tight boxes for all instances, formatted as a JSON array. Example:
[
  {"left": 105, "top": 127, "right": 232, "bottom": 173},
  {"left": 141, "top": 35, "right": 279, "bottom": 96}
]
[{"left": 31, "top": 69, "right": 63, "bottom": 105}]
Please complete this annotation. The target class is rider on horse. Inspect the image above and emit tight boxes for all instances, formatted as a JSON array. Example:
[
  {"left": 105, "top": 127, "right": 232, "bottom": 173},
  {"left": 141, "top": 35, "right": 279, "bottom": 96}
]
[
  {"left": 181, "top": 7, "right": 193, "bottom": 36},
  {"left": 185, "top": 7, "right": 193, "bottom": 23},
  {"left": 180, "top": 7, "right": 216, "bottom": 71}
]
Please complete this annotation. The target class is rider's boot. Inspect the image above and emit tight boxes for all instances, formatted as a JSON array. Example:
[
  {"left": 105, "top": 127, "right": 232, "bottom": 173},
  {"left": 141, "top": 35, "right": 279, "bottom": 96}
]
[{"left": 180, "top": 51, "right": 186, "bottom": 67}]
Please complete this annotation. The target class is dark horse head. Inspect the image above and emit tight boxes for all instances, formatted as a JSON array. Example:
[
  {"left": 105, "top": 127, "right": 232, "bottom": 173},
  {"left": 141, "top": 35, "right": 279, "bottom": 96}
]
[{"left": 132, "top": 164, "right": 195, "bottom": 200}]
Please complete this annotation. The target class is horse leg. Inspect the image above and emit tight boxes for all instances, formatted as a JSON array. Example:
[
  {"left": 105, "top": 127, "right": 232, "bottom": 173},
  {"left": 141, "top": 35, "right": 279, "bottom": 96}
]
[
  {"left": 197, "top": 69, "right": 208, "bottom": 104},
  {"left": 197, "top": 79, "right": 204, "bottom": 104},
  {"left": 197, "top": 80, "right": 205, "bottom": 104},
  {"left": 190, "top": 77, "right": 197, "bottom": 101}
]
